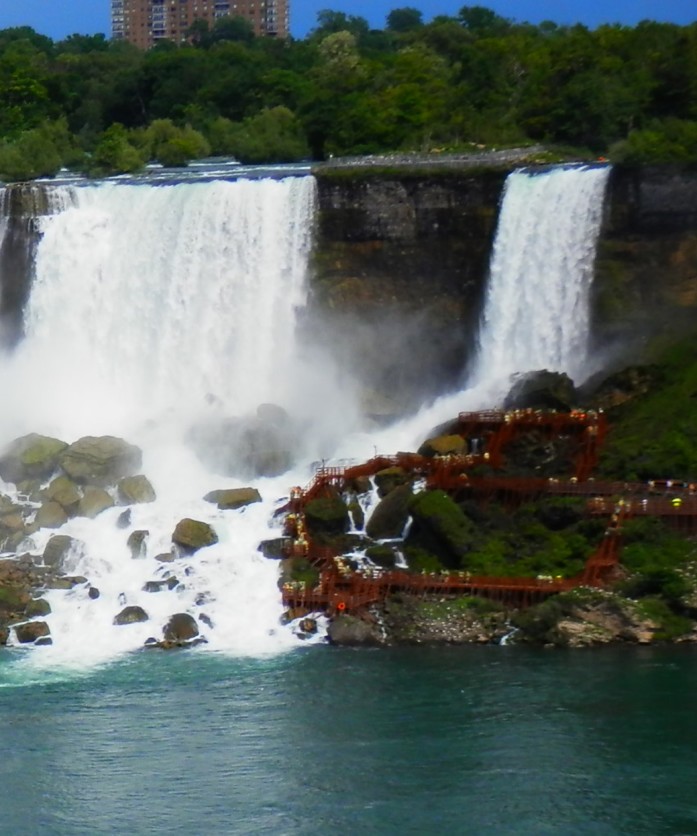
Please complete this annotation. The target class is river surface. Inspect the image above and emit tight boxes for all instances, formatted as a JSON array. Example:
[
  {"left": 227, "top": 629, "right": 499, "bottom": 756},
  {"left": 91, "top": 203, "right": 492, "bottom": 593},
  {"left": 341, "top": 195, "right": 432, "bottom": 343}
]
[{"left": 1, "top": 645, "right": 696, "bottom": 835}]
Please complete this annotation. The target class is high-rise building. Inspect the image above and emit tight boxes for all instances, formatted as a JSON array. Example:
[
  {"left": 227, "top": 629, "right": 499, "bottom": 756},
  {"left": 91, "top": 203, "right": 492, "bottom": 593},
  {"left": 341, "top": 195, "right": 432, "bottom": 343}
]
[{"left": 111, "top": 0, "right": 288, "bottom": 49}]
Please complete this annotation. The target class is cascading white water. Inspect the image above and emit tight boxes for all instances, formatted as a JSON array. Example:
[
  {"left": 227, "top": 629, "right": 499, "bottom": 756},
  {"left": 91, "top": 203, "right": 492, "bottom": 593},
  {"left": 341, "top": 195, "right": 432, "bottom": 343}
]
[
  {"left": 0, "top": 165, "right": 611, "bottom": 669},
  {"left": 7, "top": 178, "right": 315, "bottom": 439},
  {"left": 0, "top": 176, "right": 334, "bottom": 669},
  {"left": 471, "top": 164, "right": 611, "bottom": 385}
]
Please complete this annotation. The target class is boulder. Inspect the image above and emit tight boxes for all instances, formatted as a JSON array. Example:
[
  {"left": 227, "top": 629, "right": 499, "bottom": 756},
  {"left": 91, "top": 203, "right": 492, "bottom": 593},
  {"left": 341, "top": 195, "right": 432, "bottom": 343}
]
[
  {"left": 44, "top": 475, "right": 82, "bottom": 517},
  {"left": 0, "top": 434, "right": 68, "bottom": 485},
  {"left": 257, "top": 537, "right": 291, "bottom": 559},
  {"left": 163, "top": 612, "right": 199, "bottom": 642},
  {"left": 374, "top": 466, "right": 410, "bottom": 498},
  {"left": 25, "top": 598, "right": 51, "bottom": 618},
  {"left": 366, "top": 483, "right": 413, "bottom": 540},
  {"left": 327, "top": 614, "right": 383, "bottom": 646},
  {"left": 127, "top": 530, "right": 149, "bottom": 560},
  {"left": 304, "top": 490, "right": 350, "bottom": 538},
  {"left": 203, "top": 487, "right": 262, "bottom": 510},
  {"left": 113, "top": 605, "right": 149, "bottom": 625},
  {"left": 78, "top": 485, "right": 115, "bottom": 518},
  {"left": 116, "top": 509, "right": 132, "bottom": 529},
  {"left": 59, "top": 436, "right": 142, "bottom": 487},
  {"left": 14, "top": 620, "right": 51, "bottom": 644},
  {"left": 417, "top": 434, "right": 466, "bottom": 458},
  {"left": 117, "top": 474, "right": 156, "bottom": 505},
  {"left": 32, "top": 501, "right": 68, "bottom": 531},
  {"left": 406, "top": 489, "right": 477, "bottom": 570},
  {"left": 504, "top": 370, "right": 578, "bottom": 412},
  {"left": 172, "top": 518, "right": 218, "bottom": 553},
  {"left": 42, "top": 534, "right": 84, "bottom": 569}
]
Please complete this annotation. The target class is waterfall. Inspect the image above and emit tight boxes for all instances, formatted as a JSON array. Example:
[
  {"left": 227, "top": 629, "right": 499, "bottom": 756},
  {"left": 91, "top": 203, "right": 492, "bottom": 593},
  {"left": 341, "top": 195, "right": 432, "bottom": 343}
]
[
  {"left": 471, "top": 164, "right": 611, "bottom": 385},
  {"left": 0, "top": 176, "right": 327, "bottom": 668},
  {"left": 0, "top": 165, "right": 611, "bottom": 668}
]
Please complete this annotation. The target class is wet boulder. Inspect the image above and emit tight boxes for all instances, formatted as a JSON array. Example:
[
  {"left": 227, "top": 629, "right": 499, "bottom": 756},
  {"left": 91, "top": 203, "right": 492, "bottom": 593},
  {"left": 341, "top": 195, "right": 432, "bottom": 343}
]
[
  {"left": 127, "top": 530, "right": 149, "bottom": 560},
  {"left": 42, "top": 534, "right": 84, "bottom": 570},
  {"left": 417, "top": 434, "right": 466, "bottom": 458},
  {"left": 304, "top": 489, "right": 350, "bottom": 538},
  {"left": 258, "top": 537, "right": 291, "bottom": 559},
  {"left": 31, "top": 501, "right": 69, "bottom": 531},
  {"left": 0, "top": 434, "right": 68, "bottom": 485},
  {"left": 172, "top": 518, "right": 218, "bottom": 553},
  {"left": 405, "top": 489, "right": 477, "bottom": 570},
  {"left": 163, "top": 612, "right": 199, "bottom": 642},
  {"left": 204, "top": 487, "right": 261, "bottom": 510},
  {"left": 504, "top": 370, "right": 578, "bottom": 412},
  {"left": 25, "top": 598, "right": 51, "bottom": 618},
  {"left": 366, "top": 483, "right": 413, "bottom": 540},
  {"left": 44, "top": 475, "right": 82, "bottom": 517},
  {"left": 78, "top": 485, "right": 115, "bottom": 519},
  {"left": 14, "top": 620, "right": 51, "bottom": 644},
  {"left": 327, "top": 614, "right": 383, "bottom": 646},
  {"left": 59, "top": 436, "right": 142, "bottom": 487},
  {"left": 117, "top": 474, "right": 156, "bottom": 505},
  {"left": 113, "top": 605, "right": 149, "bottom": 625},
  {"left": 374, "top": 466, "right": 410, "bottom": 498}
]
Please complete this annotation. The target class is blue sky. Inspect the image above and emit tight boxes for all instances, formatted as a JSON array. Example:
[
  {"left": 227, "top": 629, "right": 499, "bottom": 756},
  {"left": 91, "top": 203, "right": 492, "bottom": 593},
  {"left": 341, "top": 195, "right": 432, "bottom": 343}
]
[{"left": 0, "top": 0, "right": 694, "bottom": 42}]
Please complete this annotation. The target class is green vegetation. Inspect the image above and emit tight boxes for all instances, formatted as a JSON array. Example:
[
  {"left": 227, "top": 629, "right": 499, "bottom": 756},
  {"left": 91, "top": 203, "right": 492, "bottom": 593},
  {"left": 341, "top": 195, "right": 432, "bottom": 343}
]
[
  {"left": 598, "top": 335, "right": 697, "bottom": 481},
  {"left": 0, "top": 10, "right": 695, "bottom": 178}
]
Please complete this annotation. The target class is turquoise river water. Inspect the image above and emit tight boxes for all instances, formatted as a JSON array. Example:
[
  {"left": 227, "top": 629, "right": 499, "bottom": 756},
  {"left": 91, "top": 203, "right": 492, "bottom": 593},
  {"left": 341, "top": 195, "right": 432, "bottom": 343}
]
[{"left": 1, "top": 645, "right": 696, "bottom": 835}]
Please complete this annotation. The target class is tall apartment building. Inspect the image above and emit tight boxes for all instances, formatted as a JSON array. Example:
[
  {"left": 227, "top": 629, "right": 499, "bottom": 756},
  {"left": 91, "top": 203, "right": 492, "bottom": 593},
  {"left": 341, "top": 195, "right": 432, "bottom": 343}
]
[{"left": 111, "top": 0, "right": 288, "bottom": 49}]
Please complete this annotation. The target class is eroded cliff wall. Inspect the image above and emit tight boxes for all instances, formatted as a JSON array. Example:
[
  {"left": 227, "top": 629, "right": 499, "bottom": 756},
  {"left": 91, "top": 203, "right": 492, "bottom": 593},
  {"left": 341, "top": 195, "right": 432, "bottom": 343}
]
[
  {"left": 311, "top": 165, "right": 697, "bottom": 405},
  {"left": 310, "top": 169, "right": 507, "bottom": 408}
]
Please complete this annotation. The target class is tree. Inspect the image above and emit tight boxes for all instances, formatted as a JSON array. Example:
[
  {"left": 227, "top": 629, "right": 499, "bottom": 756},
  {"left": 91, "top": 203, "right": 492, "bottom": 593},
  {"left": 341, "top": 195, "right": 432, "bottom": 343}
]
[{"left": 386, "top": 8, "right": 423, "bottom": 33}]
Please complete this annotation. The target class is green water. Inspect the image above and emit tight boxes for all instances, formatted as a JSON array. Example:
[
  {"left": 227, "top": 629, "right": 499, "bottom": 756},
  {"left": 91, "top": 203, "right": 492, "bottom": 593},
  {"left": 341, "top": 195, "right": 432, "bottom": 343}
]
[{"left": 1, "top": 645, "right": 696, "bottom": 835}]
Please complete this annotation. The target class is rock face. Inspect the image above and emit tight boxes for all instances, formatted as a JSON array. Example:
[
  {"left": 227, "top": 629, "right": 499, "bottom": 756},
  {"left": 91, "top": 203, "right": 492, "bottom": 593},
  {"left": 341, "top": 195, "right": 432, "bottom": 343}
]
[
  {"left": 504, "top": 370, "right": 578, "bottom": 412},
  {"left": 365, "top": 483, "right": 412, "bottom": 540}
]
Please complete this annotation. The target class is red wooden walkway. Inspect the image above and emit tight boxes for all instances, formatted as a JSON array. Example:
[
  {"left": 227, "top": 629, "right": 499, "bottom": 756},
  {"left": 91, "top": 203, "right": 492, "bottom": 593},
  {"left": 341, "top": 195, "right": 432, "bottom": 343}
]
[{"left": 281, "top": 409, "right": 696, "bottom": 615}]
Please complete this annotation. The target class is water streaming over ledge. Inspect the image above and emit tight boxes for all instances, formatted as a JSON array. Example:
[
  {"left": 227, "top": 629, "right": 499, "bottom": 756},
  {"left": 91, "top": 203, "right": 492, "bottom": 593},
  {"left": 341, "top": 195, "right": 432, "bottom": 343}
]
[{"left": 0, "top": 164, "right": 611, "bottom": 670}]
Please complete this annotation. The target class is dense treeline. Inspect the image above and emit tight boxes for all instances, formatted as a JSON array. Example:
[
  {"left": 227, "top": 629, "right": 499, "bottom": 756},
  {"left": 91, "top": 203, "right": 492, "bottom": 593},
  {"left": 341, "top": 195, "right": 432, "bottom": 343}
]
[{"left": 0, "top": 5, "right": 696, "bottom": 179}]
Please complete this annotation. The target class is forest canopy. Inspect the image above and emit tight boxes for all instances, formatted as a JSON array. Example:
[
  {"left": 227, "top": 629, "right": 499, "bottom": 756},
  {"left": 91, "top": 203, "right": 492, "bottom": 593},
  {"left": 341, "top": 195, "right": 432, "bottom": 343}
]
[{"left": 0, "top": 5, "right": 696, "bottom": 179}]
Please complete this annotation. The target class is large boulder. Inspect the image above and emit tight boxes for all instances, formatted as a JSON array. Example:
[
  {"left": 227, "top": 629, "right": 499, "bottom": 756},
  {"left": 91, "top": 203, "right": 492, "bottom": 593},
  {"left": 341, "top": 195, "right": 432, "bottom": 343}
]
[
  {"left": 44, "top": 475, "right": 82, "bottom": 517},
  {"left": 405, "top": 490, "right": 477, "bottom": 570},
  {"left": 327, "top": 614, "right": 383, "bottom": 646},
  {"left": 366, "top": 483, "right": 413, "bottom": 540},
  {"left": 417, "top": 434, "right": 466, "bottom": 458},
  {"left": 0, "top": 434, "right": 68, "bottom": 485},
  {"left": 117, "top": 475, "right": 156, "bottom": 505},
  {"left": 203, "top": 487, "right": 262, "bottom": 510},
  {"left": 59, "top": 436, "right": 142, "bottom": 487},
  {"left": 172, "top": 518, "right": 218, "bottom": 553},
  {"left": 32, "top": 501, "right": 68, "bottom": 531},
  {"left": 113, "top": 606, "right": 149, "bottom": 625},
  {"left": 78, "top": 485, "right": 115, "bottom": 518},
  {"left": 163, "top": 612, "right": 199, "bottom": 642},
  {"left": 304, "top": 490, "right": 350, "bottom": 538},
  {"left": 374, "top": 466, "right": 410, "bottom": 498},
  {"left": 504, "top": 370, "right": 578, "bottom": 412},
  {"left": 14, "top": 620, "right": 50, "bottom": 644},
  {"left": 42, "top": 534, "right": 84, "bottom": 569}
]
